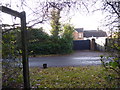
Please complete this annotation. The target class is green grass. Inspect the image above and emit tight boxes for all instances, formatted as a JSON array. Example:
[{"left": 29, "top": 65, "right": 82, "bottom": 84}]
[{"left": 30, "top": 65, "right": 119, "bottom": 88}]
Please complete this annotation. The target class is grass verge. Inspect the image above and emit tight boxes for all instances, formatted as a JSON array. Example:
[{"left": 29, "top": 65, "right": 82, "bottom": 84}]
[{"left": 30, "top": 65, "right": 119, "bottom": 88}]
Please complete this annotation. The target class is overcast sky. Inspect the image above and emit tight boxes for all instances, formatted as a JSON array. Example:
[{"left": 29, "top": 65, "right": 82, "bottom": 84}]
[{"left": 0, "top": 0, "right": 107, "bottom": 34}]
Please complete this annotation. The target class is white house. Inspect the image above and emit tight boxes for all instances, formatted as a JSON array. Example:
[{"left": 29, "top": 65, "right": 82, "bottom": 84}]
[{"left": 73, "top": 28, "right": 107, "bottom": 51}]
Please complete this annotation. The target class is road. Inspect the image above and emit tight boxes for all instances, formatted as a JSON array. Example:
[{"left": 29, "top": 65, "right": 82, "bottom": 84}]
[{"left": 29, "top": 50, "right": 108, "bottom": 67}]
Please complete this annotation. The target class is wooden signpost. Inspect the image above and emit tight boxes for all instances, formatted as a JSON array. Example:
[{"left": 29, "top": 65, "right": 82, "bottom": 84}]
[{"left": 0, "top": 6, "right": 30, "bottom": 89}]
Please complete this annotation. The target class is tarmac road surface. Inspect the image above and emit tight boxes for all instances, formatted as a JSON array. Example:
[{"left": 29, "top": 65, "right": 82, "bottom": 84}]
[{"left": 29, "top": 50, "right": 109, "bottom": 67}]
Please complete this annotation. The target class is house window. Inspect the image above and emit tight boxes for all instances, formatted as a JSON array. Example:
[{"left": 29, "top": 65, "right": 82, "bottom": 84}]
[{"left": 78, "top": 33, "right": 83, "bottom": 38}]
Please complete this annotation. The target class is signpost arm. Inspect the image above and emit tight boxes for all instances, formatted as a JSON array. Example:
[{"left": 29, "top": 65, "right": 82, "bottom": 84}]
[{"left": 0, "top": 6, "right": 21, "bottom": 17}]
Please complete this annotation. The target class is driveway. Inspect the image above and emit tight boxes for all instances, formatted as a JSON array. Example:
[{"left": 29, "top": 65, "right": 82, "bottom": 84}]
[{"left": 29, "top": 50, "right": 108, "bottom": 67}]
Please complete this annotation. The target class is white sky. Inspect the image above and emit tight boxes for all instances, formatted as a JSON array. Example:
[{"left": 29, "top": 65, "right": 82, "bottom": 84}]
[
  {"left": 0, "top": 0, "right": 108, "bottom": 34},
  {"left": 70, "top": 11, "right": 105, "bottom": 30},
  {"left": 40, "top": 10, "right": 106, "bottom": 34}
]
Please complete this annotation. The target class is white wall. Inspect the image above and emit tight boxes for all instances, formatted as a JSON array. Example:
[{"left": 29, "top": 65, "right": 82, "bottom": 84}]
[{"left": 84, "top": 37, "right": 107, "bottom": 51}]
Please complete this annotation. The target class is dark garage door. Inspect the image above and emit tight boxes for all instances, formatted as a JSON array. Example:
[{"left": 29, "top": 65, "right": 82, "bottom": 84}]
[{"left": 73, "top": 40, "right": 90, "bottom": 50}]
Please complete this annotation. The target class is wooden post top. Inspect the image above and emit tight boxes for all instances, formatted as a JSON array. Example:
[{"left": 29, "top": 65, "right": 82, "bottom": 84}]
[{"left": 0, "top": 6, "right": 21, "bottom": 18}]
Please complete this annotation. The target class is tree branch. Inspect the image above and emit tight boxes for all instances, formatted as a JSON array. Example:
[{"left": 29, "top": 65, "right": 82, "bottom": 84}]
[{"left": 106, "top": 1, "right": 119, "bottom": 16}]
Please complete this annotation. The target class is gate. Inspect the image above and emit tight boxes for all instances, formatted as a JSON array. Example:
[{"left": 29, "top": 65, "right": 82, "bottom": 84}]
[{"left": 73, "top": 40, "right": 90, "bottom": 50}]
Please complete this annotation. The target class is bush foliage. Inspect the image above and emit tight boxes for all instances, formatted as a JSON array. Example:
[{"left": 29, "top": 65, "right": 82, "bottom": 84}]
[
  {"left": 28, "top": 24, "right": 74, "bottom": 55},
  {"left": 101, "top": 32, "right": 120, "bottom": 87},
  {"left": 2, "top": 25, "right": 74, "bottom": 56}
]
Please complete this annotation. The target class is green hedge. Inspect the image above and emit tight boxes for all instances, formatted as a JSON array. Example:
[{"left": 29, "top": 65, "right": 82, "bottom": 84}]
[
  {"left": 28, "top": 38, "right": 73, "bottom": 55},
  {"left": 2, "top": 27, "right": 73, "bottom": 56},
  {"left": 27, "top": 24, "right": 74, "bottom": 55}
]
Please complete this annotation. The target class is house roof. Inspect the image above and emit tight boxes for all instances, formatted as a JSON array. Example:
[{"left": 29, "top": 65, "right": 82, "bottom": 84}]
[
  {"left": 84, "top": 30, "right": 107, "bottom": 37},
  {"left": 75, "top": 28, "right": 83, "bottom": 32}
]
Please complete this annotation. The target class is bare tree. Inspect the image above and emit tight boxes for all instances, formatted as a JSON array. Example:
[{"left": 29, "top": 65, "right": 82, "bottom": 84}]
[
  {"left": 1, "top": 0, "right": 89, "bottom": 28},
  {"left": 101, "top": 0, "right": 120, "bottom": 32},
  {"left": 95, "top": 0, "right": 120, "bottom": 85}
]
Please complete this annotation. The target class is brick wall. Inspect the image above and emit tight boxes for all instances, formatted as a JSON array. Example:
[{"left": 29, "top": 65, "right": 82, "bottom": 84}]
[{"left": 73, "top": 32, "right": 84, "bottom": 40}]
